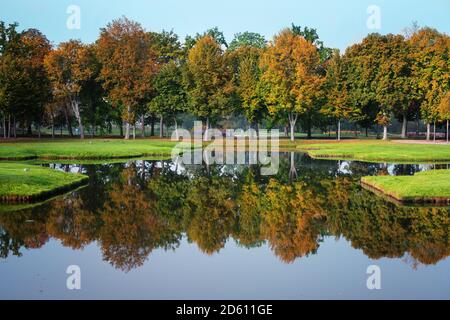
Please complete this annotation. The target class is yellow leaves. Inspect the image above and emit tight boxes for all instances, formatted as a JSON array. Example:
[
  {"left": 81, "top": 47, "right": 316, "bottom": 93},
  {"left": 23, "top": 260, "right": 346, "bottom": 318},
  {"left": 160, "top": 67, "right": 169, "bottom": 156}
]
[{"left": 260, "top": 29, "right": 323, "bottom": 114}]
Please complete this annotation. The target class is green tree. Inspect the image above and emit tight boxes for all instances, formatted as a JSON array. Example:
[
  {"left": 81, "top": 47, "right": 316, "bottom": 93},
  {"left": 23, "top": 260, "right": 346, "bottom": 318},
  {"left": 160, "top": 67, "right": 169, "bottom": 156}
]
[
  {"left": 149, "top": 60, "right": 187, "bottom": 139},
  {"left": 184, "top": 35, "right": 234, "bottom": 140},
  {"left": 228, "top": 32, "right": 266, "bottom": 51}
]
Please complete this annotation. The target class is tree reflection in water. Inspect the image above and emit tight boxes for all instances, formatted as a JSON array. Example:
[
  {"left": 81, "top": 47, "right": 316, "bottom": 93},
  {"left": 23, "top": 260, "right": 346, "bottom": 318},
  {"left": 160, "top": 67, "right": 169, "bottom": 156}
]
[{"left": 0, "top": 154, "right": 448, "bottom": 271}]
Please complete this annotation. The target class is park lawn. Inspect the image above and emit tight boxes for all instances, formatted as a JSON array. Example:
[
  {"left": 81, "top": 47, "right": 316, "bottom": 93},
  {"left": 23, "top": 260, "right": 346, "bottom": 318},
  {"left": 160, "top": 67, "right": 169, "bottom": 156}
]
[
  {"left": 0, "top": 139, "right": 184, "bottom": 160},
  {"left": 298, "top": 140, "right": 450, "bottom": 163},
  {"left": 0, "top": 163, "right": 88, "bottom": 202},
  {"left": 361, "top": 169, "right": 450, "bottom": 203}
]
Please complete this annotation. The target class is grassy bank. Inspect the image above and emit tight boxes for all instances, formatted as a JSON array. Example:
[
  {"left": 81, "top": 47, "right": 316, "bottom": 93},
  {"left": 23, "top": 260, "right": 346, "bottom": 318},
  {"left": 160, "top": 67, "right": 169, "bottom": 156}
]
[
  {"left": 0, "top": 163, "right": 88, "bottom": 202},
  {"left": 361, "top": 170, "right": 450, "bottom": 204},
  {"left": 298, "top": 141, "right": 450, "bottom": 163},
  {"left": 0, "top": 139, "right": 183, "bottom": 160}
]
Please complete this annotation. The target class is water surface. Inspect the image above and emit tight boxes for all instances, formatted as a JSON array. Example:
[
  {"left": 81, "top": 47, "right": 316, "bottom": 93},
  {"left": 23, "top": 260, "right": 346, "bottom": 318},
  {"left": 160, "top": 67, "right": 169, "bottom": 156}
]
[{"left": 0, "top": 153, "right": 449, "bottom": 299}]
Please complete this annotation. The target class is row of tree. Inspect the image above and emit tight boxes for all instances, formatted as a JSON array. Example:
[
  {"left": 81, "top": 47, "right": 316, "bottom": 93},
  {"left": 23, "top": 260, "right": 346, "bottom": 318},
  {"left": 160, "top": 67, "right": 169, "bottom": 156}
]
[{"left": 0, "top": 18, "right": 449, "bottom": 141}]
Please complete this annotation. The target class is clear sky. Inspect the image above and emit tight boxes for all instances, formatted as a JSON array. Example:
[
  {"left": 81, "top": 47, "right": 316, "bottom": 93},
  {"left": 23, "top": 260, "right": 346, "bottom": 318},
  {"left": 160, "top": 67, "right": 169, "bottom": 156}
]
[{"left": 1, "top": 0, "right": 449, "bottom": 51}]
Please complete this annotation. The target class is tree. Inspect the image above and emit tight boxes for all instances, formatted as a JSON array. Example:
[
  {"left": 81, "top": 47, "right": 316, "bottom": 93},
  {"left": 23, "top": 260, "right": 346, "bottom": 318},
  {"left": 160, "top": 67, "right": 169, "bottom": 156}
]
[
  {"left": 96, "top": 17, "right": 158, "bottom": 139},
  {"left": 228, "top": 45, "right": 266, "bottom": 132},
  {"left": 149, "top": 60, "right": 187, "bottom": 139},
  {"left": 410, "top": 28, "right": 450, "bottom": 140},
  {"left": 228, "top": 32, "right": 266, "bottom": 51},
  {"left": 260, "top": 29, "right": 323, "bottom": 141},
  {"left": 0, "top": 23, "right": 51, "bottom": 138},
  {"left": 44, "top": 40, "right": 95, "bottom": 139},
  {"left": 184, "top": 35, "right": 234, "bottom": 140},
  {"left": 323, "top": 49, "right": 359, "bottom": 140},
  {"left": 345, "top": 34, "right": 393, "bottom": 140},
  {"left": 291, "top": 24, "right": 333, "bottom": 63}
]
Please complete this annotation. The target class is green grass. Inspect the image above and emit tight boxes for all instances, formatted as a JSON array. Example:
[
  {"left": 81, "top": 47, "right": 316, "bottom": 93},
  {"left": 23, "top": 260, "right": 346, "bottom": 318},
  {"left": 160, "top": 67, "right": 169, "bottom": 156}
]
[
  {"left": 0, "top": 163, "right": 88, "bottom": 202},
  {"left": 0, "top": 139, "right": 184, "bottom": 160},
  {"left": 361, "top": 169, "right": 450, "bottom": 203},
  {"left": 298, "top": 140, "right": 450, "bottom": 163}
]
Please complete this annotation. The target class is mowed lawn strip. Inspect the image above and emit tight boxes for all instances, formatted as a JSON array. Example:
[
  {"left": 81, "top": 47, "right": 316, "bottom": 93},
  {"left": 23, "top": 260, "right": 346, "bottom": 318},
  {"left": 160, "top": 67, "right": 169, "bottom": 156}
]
[
  {"left": 0, "top": 139, "right": 184, "bottom": 160},
  {"left": 0, "top": 163, "right": 88, "bottom": 202},
  {"left": 298, "top": 141, "right": 450, "bottom": 162},
  {"left": 361, "top": 169, "right": 450, "bottom": 202}
]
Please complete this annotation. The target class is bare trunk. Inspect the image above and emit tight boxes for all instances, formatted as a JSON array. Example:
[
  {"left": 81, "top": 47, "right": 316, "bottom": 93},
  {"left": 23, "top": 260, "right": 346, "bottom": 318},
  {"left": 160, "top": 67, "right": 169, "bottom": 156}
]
[
  {"left": 64, "top": 107, "right": 73, "bottom": 137},
  {"left": 71, "top": 100, "right": 84, "bottom": 139},
  {"left": 337, "top": 120, "right": 341, "bottom": 141},
  {"left": 38, "top": 124, "right": 41, "bottom": 139},
  {"left": 426, "top": 123, "right": 431, "bottom": 141},
  {"left": 447, "top": 120, "right": 449, "bottom": 144},
  {"left": 7, "top": 115, "right": 11, "bottom": 138},
  {"left": 13, "top": 116, "right": 16, "bottom": 138},
  {"left": 433, "top": 121, "right": 436, "bottom": 143},
  {"left": 401, "top": 113, "right": 407, "bottom": 139},
  {"left": 150, "top": 118, "right": 155, "bottom": 136},
  {"left": 141, "top": 115, "right": 145, "bottom": 138},
  {"left": 124, "top": 106, "right": 131, "bottom": 140},
  {"left": 174, "top": 118, "right": 179, "bottom": 140},
  {"left": 382, "top": 125, "right": 388, "bottom": 141},
  {"left": 2, "top": 114, "right": 6, "bottom": 139},
  {"left": 159, "top": 115, "right": 164, "bottom": 138},
  {"left": 204, "top": 117, "right": 210, "bottom": 141},
  {"left": 132, "top": 124, "right": 136, "bottom": 140},
  {"left": 125, "top": 122, "right": 130, "bottom": 140},
  {"left": 288, "top": 112, "right": 298, "bottom": 142}
]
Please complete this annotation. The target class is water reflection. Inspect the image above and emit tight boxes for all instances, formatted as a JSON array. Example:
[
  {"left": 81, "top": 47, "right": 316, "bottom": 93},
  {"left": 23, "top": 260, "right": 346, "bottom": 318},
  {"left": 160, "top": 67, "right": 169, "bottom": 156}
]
[{"left": 0, "top": 153, "right": 448, "bottom": 272}]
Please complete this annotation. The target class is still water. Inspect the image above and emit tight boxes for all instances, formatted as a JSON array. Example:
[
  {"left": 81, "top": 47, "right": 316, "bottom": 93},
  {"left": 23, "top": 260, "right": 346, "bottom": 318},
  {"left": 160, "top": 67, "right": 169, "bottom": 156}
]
[{"left": 0, "top": 153, "right": 449, "bottom": 299}]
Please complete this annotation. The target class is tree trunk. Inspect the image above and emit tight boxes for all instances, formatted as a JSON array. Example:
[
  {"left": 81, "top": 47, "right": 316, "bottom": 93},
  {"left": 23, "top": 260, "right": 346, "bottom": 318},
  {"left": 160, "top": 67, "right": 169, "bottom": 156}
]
[
  {"left": 383, "top": 125, "right": 388, "bottom": 141},
  {"left": 133, "top": 124, "right": 136, "bottom": 140},
  {"left": 401, "top": 113, "right": 407, "bottom": 139},
  {"left": 426, "top": 123, "right": 431, "bottom": 141},
  {"left": 365, "top": 127, "right": 369, "bottom": 137},
  {"left": 27, "top": 123, "right": 32, "bottom": 135},
  {"left": 446, "top": 120, "right": 449, "bottom": 144},
  {"left": 150, "top": 118, "right": 155, "bottom": 136},
  {"left": 204, "top": 117, "right": 210, "bottom": 141},
  {"left": 13, "top": 116, "right": 16, "bottom": 138},
  {"left": 288, "top": 113, "right": 298, "bottom": 142},
  {"left": 174, "top": 118, "right": 179, "bottom": 140},
  {"left": 52, "top": 124, "right": 55, "bottom": 139},
  {"left": 38, "top": 124, "right": 41, "bottom": 139},
  {"left": 433, "top": 121, "right": 436, "bottom": 143},
  {"left": 2, "top": 114, "right": 6, "bottom": 139},
  {"left": 8, "top": 115, "right": 11, "bottom": 138},
  {"left": 70, "top": 100, "right": 84, "bottom": 139},
  {"left": 125, "top": 122, "right": 130, "bottom": 139},
  {"left": 119, "top": 121, "right": 124, "bottom": 137},
  {"left": 159, "top": 115, "right": 164, "bottom": 138},
  {"left": 64, "top": 107, "right": 73, "bottom": 137},
  {"left": 337, "top": 120, "right": 341, "bottom": 141},
  {"left": 141, "top": 114, "right": 145, "bottom": 138}
]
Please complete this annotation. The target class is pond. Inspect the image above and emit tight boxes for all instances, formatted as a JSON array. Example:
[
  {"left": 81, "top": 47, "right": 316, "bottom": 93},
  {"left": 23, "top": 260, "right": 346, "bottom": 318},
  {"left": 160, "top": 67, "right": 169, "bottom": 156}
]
[{"left": 0, "top": 152, "right": 449, "bottom": 299}]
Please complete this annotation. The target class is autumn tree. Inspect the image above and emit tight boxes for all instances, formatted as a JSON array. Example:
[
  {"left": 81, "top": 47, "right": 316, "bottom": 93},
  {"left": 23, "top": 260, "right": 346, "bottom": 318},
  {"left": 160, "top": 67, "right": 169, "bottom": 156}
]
[
  {"left": 410, "top": 28, "right": 450, "bottom": 140},
  {"left": 96, "top": 17, "right": 158, "bottom": 139},
  {"left": 228, "top": 45, "right": 266, "bottom": 132},
  {"left": 184, "top": 35, "right": 234, "bottom": 140},
  {"left": 260, "top": 29, "right": 323, "bottom": 141},
  {"left": 44, "top": 40, "right": 95, "bottom": 139},
  {"left": 0, "top": 23, "right": 51, "bottom": 138}
]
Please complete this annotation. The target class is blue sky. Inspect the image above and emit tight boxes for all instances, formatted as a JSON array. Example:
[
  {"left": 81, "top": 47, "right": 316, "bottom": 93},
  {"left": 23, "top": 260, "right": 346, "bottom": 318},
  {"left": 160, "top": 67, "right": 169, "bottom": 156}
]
[{"left": 1, "top": 0, "right": 449, "bottom": 51}]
